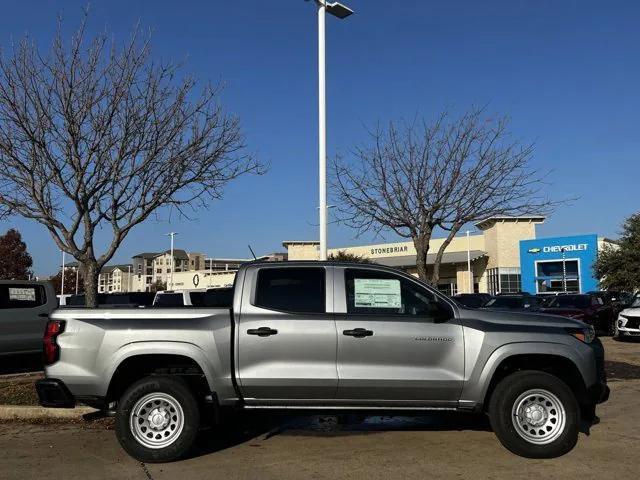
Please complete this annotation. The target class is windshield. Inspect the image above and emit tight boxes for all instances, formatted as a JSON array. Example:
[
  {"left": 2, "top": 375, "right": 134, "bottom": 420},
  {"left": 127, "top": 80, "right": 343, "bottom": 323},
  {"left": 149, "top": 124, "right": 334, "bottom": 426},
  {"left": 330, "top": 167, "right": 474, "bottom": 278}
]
[
  {"left": 631, "top": 296, "right": 640, "bottom": 308},
  {"left": 154, "top": 293, "right": 183, "bottom": 307},
  {"left": 547, "top": 295, "right": 590, "bottom": 309},
  {"left": 485, "top": 297, "right": 524, "bottom": 309}
]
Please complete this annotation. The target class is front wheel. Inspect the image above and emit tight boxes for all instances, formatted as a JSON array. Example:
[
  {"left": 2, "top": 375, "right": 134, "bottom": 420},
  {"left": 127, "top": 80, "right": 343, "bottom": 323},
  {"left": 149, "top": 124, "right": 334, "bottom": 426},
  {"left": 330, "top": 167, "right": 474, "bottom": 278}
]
[
  {"left": 488, "top": 370, "right": 579, "bottom": 458},
  {"left": 115, "top": 376, "right": 200, "bottom": 463}
]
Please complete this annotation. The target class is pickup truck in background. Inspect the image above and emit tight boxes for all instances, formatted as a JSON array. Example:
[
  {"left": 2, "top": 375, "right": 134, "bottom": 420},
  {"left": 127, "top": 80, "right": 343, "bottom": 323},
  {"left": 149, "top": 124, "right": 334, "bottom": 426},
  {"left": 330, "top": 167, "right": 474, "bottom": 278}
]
[
  {"left": 35, "top": 262, "right": 609, "bottom": 462},
  {"left": 0, "top": 280, "right": 57, "bottom": 356}
]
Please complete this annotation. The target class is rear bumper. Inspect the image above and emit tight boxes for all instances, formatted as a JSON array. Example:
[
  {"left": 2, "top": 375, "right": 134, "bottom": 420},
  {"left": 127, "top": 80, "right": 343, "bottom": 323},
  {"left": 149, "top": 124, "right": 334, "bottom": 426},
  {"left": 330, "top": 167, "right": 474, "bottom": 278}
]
[{"left": 35, "top": 378, "right": 75, "bottom": 408}]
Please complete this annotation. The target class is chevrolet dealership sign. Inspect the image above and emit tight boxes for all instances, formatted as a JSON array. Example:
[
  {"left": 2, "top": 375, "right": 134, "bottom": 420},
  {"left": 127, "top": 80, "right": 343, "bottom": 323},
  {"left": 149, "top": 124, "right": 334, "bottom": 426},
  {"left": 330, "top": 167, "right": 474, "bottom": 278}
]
[{"left": 528, "top": 243, "right": 589, "bottom": 254}]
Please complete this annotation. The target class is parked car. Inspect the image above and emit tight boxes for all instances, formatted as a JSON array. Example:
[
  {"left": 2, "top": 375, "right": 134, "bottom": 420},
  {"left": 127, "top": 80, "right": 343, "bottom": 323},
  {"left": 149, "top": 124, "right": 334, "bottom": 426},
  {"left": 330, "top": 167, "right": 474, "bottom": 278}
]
[
  {"left": 453, "top": 293, "right": 492, "bottom": 308},
  {"left": 542, "top": 294, "right": 616, "bottom": 335},
  {"left": 0, "top": 280, "right": 57, "bottom": 355},
  {"left": 36, "top": 261, "right": 608, "bottom": 462},
  {"left": 483, "top": 294, "right": 542, "bottom": 312},
  {"left": 615, "top": 295, "right": 640, "bottom": 339}
]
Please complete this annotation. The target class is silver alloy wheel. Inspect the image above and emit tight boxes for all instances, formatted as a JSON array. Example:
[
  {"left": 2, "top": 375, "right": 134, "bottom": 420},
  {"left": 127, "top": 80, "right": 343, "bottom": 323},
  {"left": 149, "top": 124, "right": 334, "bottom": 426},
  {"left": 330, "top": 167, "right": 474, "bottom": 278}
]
[
  {"left": 130, "top": 392, "right": 185, "bottom": 449},
  {"left": 511, "top": 389, "right": 566, "bottom": 445}
]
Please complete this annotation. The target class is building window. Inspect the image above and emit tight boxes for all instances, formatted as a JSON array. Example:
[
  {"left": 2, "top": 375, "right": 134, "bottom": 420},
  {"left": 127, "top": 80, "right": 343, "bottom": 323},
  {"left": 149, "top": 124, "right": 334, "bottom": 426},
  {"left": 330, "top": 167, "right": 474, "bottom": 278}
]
[
  {"left": 488, "top": 267, "right": 522, "bottom": 295},
  {"left": 535, "top": 260, "right": 580, "bottom": 293},
  {"left": 437, "top": 281, "right": 458, "bottom": 296}
]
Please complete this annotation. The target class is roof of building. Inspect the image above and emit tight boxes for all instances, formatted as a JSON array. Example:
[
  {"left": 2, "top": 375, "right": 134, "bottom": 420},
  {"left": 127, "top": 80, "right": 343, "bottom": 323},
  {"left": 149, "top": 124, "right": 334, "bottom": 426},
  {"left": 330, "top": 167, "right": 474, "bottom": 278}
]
[
  {"left": 154, "top": 249, "right": 189, "bottom": 260},
  {"left": 100, "top": 264, "right": 132, "bottom": 274},
  {"left": 474, "top": 216, "right": 546, "bottom": 230},
  {"left": 282, "top": 240, "right": 320, "bottom": 247},
  {"left": 132, "top": 252, "right": 160, "bottom": 258},
  {"left": 373, "top": 250, "right": 487, "bottom": 268}
]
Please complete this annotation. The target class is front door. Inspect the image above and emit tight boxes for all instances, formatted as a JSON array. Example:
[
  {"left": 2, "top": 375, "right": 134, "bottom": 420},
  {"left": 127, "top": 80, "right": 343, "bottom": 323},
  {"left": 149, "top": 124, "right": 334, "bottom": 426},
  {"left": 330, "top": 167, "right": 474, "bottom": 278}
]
[
  {"left": 237, "top": 266, "right": 338, "bottom": 403},
  {"left": 334, "top": 267, "right": 464, "bottom": 406}
]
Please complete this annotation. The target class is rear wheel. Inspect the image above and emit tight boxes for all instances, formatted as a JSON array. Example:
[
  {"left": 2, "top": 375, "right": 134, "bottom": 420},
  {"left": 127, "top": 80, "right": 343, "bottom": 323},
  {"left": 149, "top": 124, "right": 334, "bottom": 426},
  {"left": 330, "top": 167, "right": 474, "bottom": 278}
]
[
  {"left": 115, "top": 376, "right": 200, "bottom": 463},
  {"left": 488, "top": 370, "right": 579, "bottom": 458}
]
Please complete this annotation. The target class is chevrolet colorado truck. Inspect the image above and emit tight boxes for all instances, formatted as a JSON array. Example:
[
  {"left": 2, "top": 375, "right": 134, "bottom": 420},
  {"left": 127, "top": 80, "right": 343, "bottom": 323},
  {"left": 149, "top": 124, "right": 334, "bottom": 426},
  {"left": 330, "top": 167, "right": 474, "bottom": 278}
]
[{"left": 35, "top": 262, "right": 609, "bottom": 462}]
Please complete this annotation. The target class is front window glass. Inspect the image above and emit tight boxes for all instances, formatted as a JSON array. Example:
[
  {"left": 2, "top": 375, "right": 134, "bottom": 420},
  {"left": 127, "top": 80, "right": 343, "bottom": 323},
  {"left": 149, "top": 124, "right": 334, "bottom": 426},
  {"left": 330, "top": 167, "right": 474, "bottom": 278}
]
[
  {"left": 345, "top": 269, "right": 452, "bottom": 320},
  {"left": 0, "top": 285, "right": 46, "bottom": 309}
]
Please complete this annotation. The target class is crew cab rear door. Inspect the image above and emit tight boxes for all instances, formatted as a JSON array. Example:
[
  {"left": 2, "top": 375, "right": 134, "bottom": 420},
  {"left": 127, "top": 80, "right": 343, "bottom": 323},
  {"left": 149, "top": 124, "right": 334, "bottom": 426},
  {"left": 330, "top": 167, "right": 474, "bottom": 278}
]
[
  {"left": 237, "top": 265, "right": 337, "bottom": 402},
  {"left": 334, "top": 267, "right": 464, "bottom": 406}
]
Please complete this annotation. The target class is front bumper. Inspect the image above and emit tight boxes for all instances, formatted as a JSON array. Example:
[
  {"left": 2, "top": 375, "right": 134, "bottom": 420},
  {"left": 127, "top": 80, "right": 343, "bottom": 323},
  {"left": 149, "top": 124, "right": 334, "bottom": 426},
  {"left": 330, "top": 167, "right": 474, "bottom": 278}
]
[
  {"left": 586, "top": 337, "right": 609, "bottom": 405},
  {"left": 35, "top": 378, "right": 76, "bottom": 408},
  {"left": 587, "top": 381, "right": 610, "bottom": 404}
]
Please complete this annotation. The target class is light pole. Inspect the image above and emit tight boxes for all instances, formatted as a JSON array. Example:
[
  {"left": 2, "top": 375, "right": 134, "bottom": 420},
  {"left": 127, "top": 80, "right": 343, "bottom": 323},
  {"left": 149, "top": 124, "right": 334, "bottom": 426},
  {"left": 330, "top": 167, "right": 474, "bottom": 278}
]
[
  {"left": 75, "top": 267, "right": 79, "bottom": 295},
  {"left": 127, "top": 265, "right": 132, "bottom": 293},
  {"left": 165, "top": 232, "right": 178, "bottom": 290},
  {"left": 561, "top": 247, "right": 567, "bottom": 293},
  {"left": 60, "top": 250, "right": 66, "bottom": 296},
  {"left": 312, "top": 0, "right": 353, "bottom": 260},
  {"left": 466, "top": 230, "right": 473, "bottom": 293}
]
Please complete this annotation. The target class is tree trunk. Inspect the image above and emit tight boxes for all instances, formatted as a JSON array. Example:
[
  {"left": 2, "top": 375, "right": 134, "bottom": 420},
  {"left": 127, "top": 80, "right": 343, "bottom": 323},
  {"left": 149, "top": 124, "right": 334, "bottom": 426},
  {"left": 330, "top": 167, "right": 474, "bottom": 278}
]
[
  {"left": 430, "top": 226, "right": 462, "bottom": 286},
  {"left": 412, "top": 234, "right": 431, "bottom": 283},
  {"left": 80, "top": 261, "right": 100, "bottom": 308}
]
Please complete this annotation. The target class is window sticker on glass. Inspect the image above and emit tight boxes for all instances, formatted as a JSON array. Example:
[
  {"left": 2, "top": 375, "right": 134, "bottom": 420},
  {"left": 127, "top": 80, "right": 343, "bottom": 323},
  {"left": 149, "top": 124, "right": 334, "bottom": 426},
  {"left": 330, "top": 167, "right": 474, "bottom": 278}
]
[
  {"left": 354, "top": 278, "right": 401, "bottom": 308},
  {"left": 9, "top": 288, "right": 36, "bottom": 302}
]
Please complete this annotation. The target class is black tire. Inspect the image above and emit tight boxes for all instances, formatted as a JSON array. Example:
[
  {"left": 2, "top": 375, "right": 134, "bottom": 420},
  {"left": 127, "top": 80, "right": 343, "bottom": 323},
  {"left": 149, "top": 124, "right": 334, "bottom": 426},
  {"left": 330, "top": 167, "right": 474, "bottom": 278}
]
[
  {"left": 115, "top": 376, "right": 200, "bottom": 463},
  {"left": 488, "top": 370, "right": 579, "bottom": 458}
]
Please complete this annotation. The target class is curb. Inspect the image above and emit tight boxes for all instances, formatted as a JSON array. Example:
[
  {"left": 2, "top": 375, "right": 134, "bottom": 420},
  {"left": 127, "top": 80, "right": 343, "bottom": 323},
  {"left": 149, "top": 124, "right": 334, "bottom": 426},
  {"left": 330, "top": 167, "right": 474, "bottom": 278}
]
[{"left": 0, "top": 405, "right": 96, "bottom": 421}]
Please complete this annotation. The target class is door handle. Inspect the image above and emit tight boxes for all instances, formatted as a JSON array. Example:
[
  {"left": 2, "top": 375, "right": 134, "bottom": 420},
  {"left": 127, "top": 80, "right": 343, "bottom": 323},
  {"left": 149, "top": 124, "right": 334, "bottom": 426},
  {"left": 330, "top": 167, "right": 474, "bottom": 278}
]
[
  {"left": 343, "top": 328, "right": 374, "bottom": 338},
  {"left": 247, "top": 327, "right": 278, "bottom": 337}
]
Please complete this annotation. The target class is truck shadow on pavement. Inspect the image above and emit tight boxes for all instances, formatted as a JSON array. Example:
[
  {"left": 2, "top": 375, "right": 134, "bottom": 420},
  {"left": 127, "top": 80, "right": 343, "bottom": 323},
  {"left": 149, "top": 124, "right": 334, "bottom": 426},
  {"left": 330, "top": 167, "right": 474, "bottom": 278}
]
[
  {"left": 605, "top": 360, "right": 640, "bottom": 381},
  {"left": 189, "top": 411, "right": 493, "bottom": 459},
  {"left": 0, "top": 353, "right": 42, "bottom": 375}
]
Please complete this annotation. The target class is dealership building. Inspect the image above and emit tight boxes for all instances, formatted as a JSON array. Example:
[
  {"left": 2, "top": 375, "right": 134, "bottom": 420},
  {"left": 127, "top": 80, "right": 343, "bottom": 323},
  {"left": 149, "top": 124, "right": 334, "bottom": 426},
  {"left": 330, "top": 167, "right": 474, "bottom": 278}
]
[
  {"left": 520, "top": 234, "right": 615, "bottom": 294},
  {"left": 284, "top": 216, "right": 615, "bottom": 295}
]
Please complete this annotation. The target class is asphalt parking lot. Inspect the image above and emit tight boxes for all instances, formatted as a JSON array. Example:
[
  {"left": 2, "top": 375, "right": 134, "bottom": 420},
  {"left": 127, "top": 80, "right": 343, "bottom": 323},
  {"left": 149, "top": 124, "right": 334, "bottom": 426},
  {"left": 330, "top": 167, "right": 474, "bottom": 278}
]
[{"left": 1, "top": 337, "right": 639, "bottom": 480}]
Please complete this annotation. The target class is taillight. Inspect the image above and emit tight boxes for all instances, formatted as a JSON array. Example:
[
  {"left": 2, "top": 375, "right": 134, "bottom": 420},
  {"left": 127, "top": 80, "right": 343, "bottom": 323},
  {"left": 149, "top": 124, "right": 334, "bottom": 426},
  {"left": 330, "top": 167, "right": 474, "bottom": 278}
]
[{"left": 43, "top": 320, "right": 65, "bottom": 365}]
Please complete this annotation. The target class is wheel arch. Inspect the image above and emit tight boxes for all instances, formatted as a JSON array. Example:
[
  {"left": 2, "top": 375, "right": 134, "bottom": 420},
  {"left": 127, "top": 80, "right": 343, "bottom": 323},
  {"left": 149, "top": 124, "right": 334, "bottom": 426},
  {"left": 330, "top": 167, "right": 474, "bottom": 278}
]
[
  {"left": 104, "top": 342, "right": 219, "bottom": 404},
  {"left": 461, "top": 342, "right": 592, "bottom": 411}
]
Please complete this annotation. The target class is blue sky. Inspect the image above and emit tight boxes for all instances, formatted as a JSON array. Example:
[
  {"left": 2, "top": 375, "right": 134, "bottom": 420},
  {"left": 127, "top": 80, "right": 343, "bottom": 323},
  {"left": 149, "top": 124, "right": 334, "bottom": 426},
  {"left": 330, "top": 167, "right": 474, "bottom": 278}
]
[{"left": 1, "top": 0, "right": 639, "bottom": 276}]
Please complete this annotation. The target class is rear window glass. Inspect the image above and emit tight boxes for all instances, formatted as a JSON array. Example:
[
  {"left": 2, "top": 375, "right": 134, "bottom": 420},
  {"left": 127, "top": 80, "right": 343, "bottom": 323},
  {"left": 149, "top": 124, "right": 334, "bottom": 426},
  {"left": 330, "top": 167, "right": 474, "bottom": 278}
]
[
  {"left": 0, "top": 285, "right": 47, "bottom": 309},
  {"left": 255, "top": 268, "right": 325, "bottom": 314},
  {"left": 154, "top": 293, "right": 184, "bottom": 307}
]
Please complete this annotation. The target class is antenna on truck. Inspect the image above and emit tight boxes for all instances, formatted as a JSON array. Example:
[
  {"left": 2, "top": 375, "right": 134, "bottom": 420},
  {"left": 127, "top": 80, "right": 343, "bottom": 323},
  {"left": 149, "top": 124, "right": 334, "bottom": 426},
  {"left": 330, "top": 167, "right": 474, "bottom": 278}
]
[{"left": 248, "top": 245, "right": 257, "bottom": 260}]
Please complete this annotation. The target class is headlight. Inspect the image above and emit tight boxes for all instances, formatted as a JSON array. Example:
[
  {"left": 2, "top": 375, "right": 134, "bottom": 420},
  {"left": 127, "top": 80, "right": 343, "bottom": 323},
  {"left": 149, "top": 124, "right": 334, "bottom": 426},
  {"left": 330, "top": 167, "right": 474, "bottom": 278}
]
[{"left": 566, "top": 326, "right": 595, "bottom": 344}]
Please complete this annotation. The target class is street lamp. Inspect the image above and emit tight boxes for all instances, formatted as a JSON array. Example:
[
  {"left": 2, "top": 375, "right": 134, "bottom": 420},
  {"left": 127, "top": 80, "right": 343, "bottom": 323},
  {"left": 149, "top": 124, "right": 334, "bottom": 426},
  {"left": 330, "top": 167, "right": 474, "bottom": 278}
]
[
  {"left": 165, "top": 232, "right": 178, "bottom": 290},
  {"left": 60, "top": 250, "right": 66, "bottom": 296},
  {"left": 310, "top": 0, "right": 353, "bottom": 260},
  {"left": 561, "top": 247, "right": 567, "bottom": 293},
  {"left": 466, "top": 230, "right": 473, "bottom": 293}
]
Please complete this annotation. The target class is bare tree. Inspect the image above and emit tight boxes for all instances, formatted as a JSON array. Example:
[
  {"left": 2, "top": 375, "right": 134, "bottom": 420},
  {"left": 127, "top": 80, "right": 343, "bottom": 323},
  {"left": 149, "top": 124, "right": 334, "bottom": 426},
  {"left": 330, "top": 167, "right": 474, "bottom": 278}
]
[
  {"left": 0, "top": 14, "right": 262, "bottom": 306},
  {"left": 333, "top": 108, "right": 560, "bottom": 285}
]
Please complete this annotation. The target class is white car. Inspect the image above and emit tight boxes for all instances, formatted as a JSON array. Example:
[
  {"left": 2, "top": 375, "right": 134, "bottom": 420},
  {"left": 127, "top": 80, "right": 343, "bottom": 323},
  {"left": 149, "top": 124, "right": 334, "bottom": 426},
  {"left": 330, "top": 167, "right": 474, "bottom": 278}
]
[{"left": 616, "top": 295, "right": 640, "bottom": 339}]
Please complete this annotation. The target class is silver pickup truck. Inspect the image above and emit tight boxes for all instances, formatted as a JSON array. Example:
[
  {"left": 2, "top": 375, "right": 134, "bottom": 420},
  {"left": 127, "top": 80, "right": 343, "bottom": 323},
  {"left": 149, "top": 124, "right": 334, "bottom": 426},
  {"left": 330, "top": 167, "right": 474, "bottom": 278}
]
[{"left": 36, "top": 261, "right": 609, "bottom": 462}]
